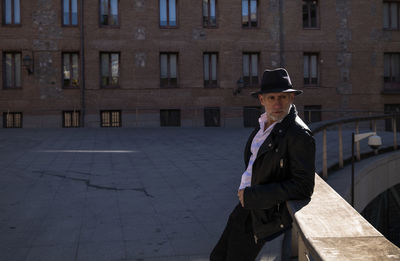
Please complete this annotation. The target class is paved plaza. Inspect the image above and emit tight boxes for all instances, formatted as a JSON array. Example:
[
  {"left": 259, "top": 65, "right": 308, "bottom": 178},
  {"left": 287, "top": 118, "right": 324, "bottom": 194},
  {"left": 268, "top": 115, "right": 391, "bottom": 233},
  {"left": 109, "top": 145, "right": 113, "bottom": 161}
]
[{"left": 0, "top": 126, "right": 398, "bottom": 261}]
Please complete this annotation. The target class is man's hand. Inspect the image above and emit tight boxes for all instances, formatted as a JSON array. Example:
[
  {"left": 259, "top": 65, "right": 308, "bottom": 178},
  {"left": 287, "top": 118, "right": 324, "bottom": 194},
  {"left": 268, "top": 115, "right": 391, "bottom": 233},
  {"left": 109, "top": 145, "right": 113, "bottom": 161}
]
[{"left": 237, "top": 189, "right": 244, "bottom": 207}]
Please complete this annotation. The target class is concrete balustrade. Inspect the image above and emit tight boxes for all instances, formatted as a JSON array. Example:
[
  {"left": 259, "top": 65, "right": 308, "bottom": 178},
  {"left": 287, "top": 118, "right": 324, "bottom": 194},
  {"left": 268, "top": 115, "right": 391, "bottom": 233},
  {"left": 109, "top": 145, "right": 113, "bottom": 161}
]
[{"left": 287, "top": 175, "right": 400, "bottom": 261}]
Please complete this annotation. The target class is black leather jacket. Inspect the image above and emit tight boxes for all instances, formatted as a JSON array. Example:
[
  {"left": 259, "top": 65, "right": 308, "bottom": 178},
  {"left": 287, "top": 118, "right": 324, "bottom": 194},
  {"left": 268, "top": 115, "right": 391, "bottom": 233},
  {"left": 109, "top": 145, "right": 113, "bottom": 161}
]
[{"left": 243, "top": 105, "right": 315, "bottom": 241}]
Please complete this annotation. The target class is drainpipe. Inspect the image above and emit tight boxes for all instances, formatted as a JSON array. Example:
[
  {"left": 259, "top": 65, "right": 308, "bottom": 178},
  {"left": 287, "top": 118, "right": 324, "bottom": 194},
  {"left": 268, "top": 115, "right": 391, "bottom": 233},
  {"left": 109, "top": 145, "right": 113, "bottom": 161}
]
[
  {"left": 80, "top": 0, "right": 86, "bottom": 127},
  {"left": 279, "top": 0, "right": 285, "bottom": 67}
]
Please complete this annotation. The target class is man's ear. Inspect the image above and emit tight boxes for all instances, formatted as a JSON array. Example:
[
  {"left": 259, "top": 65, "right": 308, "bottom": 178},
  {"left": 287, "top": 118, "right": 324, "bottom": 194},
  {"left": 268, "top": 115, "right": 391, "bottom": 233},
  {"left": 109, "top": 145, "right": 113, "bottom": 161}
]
[
  {"left": 258, "top": 94, "right": 264, "bottom": 104},
  {"left": 290, "top": 93, "right": 295, "bottom": 102}
]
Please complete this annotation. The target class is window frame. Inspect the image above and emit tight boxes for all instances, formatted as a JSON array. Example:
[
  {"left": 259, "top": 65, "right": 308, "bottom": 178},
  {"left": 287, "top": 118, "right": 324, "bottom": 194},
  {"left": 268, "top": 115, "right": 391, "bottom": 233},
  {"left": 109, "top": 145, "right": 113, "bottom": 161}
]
[
  {"left": 383, "top": 1, "right": 399, "bottom": 31},
  {"left": 3, "top": 112, "right": 22, "bottom": 128},
  {"left": 304, "top": 105, "right": 322, "bottom": 123},
  {"left": 303, "top": 52, "right": 320, "bottom": 87},
  {"left": 99, "top": 0, "right": 120, "bottom": 28},
  {"left": 203, "top": 52, "right": 218, "bottom": 88},
  {"left": 241, "top": 0, "right": 259, "bottom": 29},
  {"left": 204, "top": 107, "right": 220, "bottom": 127},
  {"left": 3, "top": 51, "right": 22, "bottom": 89},
  {"left": 100, "top": 110, "right": 121, "bottom": 127},
  {"left": 160, "top": 109, "right": 181, "bottom": 127},
  {"left": 243, "top": 106, "right": 261, "bottom": 128},
  {"left": 160, "top": 52, "right": 179, "bottom": 88},
  {"left": 100, "top": 52, "right": 120, "bottom": 88},
  {"left": 62, "top": 52, "right": 80, "bottom": 89},
  {"left": 62, "top": 0, "right": 79, "bottom": 27},
  {"left": 302, "top": 0, "right": 320, "bottom": 29},
  {"left": 2, "top": 0, "right": 21, "bottom": 26},
  {"left": 383, "top": 52, "right": 400, "bottom": 93},
  {"left": 202, "top": 0, "right": 217, "bottom": 28},
  {"left": 242, "top": 52, "right": 260, "bottom": 87},
  {"left": 62, "top": 110, "right": 80, "bottom": 128},
  {"left": 159, "top": 0, "right": 178, "bottom": 28}
]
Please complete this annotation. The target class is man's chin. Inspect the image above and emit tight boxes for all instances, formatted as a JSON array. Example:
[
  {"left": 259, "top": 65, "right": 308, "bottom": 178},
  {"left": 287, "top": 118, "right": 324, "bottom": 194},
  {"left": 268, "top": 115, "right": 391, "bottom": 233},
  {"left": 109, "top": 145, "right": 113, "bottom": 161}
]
[{"left": 269, "top": 113, "right": 286, "bottom": 122}]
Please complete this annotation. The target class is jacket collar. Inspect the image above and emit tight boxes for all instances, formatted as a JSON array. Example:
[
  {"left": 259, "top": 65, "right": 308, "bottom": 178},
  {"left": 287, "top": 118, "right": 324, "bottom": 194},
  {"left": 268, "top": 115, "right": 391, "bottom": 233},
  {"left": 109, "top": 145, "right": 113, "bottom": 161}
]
[{"left": 254, "top": 105, "right": 297, "bottom": 159}]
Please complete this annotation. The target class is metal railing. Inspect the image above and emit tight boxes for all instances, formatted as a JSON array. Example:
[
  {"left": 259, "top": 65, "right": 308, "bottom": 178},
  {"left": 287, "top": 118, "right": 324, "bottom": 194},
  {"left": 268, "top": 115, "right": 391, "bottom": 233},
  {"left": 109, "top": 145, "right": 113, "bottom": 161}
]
[{"left": 309, "top": 113, "right": 399, "bottom": 179}]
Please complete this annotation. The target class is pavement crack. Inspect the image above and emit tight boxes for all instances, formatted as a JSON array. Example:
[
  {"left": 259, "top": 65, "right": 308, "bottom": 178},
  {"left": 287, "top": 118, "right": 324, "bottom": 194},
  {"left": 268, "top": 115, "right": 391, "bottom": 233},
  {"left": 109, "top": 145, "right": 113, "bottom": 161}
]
[{"left": 34, "top": 170, "right": 153, "bottom": 197}]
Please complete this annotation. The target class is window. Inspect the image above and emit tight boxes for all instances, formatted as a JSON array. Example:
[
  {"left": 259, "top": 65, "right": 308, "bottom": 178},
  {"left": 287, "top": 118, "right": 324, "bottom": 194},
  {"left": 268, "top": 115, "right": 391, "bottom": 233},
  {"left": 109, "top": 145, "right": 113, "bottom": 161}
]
[
  {"left": 100, "top": 0, "right": 118, "bottom": 26},
  {"left": 63, "top": 0, "right": 78, "bottom": 26},
  {"left": 160, "top": 109, "right": 180, "bottom": 126},
  {"left": 243, "top": 106, "right": 261, "bottom": 127},
  {"left": 3, "top": 52, "right": 21, "bottom": 89},
  {"left": 204, "top": 107, "right": 220, "bottom": 127},
  {"left": 243, "top": 53, "right": 259, "bottom": 86},
  {"left": 63, "top": 111, "right": 80, "bottom": 128},
  {"left": 160, "top": 0, "right": 177, "bottom": 27},
  {"left": 304, "top": 53, "right": 319, "bottom": 85},
  {"left": 100, "top": 52, "right": 119, "bottom": 87},
  {"left": 304, "top": 105, "right": 322, "bottom": 123},
  {"left": 3, "top": 0, "right": 20, "bottom": 25},
  {"left": 242, "top": 0, "right": 257, "bottom": 28},
  {"left": 383, "top": 2, "right": 399, "bottom": 30},
  {"left": 160, "top": 53, "right": 178, "bottom": 88},
  {"left": 203, "top": 53, "right": 218, "bottom": 87},
  {"left": 384, "top": 53, "right": 400, "bottom": 91},
  {"left": 101, "top": 110, "right": 121, "bottom": 127},
  {"left": 384, "top": 104, "right": 400, "bottom": 132},
  {"left": 303, "top": 0, "right": 318, "bottom": 29},
  {"left": 3, "top": 112, "right": 22, "bottom": 128},
  {"left": 62, "top": 53, "right": 79, "bottom": 88},
  {"left": 203, "top": 0, "right": 216, "bottom": 27}
]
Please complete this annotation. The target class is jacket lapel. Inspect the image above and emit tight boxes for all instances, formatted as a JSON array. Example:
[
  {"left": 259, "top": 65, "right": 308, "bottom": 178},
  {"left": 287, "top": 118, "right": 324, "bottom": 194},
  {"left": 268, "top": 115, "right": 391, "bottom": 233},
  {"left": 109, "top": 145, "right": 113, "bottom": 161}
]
[{"left": 255, "top": 105, "right": 297, "bottom": 160}]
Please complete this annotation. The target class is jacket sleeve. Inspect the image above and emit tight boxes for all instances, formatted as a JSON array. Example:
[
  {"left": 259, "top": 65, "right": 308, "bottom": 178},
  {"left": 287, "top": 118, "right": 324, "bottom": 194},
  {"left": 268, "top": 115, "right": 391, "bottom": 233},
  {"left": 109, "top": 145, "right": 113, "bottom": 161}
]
[{"left": 243, "top": 131, "right": 315, "bottom": 210}]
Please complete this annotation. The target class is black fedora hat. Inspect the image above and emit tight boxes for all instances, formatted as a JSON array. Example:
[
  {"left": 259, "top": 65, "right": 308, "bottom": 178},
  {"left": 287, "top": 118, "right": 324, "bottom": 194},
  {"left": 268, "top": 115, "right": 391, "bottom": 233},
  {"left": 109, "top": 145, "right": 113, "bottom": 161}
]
[{"left": 251, "top": 68, "right": 302, "bottom": 97}]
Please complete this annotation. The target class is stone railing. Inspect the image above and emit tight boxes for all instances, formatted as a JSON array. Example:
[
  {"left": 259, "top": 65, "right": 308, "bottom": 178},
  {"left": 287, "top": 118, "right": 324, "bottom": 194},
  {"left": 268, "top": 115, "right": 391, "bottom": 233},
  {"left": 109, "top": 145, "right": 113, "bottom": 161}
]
[
  {"left": 287, "top": 174, "right": 400, "bottom": 260},
  {"left": 286, "top": 114, "right": 400, "bottom": 260}
]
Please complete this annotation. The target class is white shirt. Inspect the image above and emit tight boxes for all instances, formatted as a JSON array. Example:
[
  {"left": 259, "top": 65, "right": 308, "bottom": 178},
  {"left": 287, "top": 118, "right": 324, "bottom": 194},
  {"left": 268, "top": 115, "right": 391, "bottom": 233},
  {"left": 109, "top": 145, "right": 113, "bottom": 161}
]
[{"left": 238, "top": 113, "right": 278, "bottom": 190}]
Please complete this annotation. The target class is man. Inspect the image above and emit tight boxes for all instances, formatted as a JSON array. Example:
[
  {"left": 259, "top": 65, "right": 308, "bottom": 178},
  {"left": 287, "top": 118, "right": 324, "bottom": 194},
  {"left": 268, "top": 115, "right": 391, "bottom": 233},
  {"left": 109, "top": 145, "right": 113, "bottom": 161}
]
[{"left": 210, "top": 68, "right": 315, "bottom": 261}]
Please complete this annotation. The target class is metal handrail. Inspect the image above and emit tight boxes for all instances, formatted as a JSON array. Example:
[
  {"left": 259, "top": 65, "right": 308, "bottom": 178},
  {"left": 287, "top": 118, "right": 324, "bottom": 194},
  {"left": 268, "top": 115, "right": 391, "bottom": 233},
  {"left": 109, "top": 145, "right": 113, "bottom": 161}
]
[{"left": 308, "top": 113, "right": 398, "bottom": 179}]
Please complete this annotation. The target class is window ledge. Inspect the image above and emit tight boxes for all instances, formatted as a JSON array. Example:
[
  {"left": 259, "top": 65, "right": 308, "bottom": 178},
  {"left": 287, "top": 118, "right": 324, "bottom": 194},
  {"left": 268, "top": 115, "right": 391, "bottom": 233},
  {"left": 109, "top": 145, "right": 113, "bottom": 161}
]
[
  {"left": 62, "top": 86, "right": 80, "bottom": 89},
  {"left": 2, "top": 87, "right": 22, "bottom": 90},
  {"left": 101, "top": 85, "right": 120, "bottom": 89},
  {"left": 381, "top": 89, "right": 400, "bottom": 94},
  {"left": 303, "top": 27, "right": 321, "bottom": 30}
]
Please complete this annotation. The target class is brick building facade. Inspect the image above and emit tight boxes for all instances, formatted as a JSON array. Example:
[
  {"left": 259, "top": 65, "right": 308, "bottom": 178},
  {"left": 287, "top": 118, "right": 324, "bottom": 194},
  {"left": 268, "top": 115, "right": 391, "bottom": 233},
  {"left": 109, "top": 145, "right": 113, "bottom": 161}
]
[{"left": 0, "top": 0, "right": 399, "bottom": 128}]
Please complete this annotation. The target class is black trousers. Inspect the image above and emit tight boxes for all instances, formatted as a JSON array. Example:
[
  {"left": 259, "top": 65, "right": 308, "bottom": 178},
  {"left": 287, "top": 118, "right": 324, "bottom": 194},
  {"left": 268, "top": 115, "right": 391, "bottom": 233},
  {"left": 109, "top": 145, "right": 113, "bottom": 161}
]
[{"left": 210, "top": 203, "right": 266, "bottom": 261}]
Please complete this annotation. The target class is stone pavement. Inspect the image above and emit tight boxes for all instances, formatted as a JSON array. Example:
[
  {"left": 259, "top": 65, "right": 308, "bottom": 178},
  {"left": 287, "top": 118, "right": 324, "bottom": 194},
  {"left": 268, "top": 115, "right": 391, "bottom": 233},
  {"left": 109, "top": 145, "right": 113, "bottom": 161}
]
[{"left": 0, "top": 127, "right": 397, "bottom": 261}]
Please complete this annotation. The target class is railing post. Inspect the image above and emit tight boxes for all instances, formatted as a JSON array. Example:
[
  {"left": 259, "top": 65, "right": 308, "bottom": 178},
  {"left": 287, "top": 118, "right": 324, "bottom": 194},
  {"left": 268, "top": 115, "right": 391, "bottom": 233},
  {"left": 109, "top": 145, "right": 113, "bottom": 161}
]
[
  {"left": 356, "top": 121, "right": 360, "bottom": 161},
  {"left": 323, "top": 128, "right": 328, "bottom": 179},
  {"left": 298, "top": 233, "right": 310, "bottom": 261},
  {"left": 394, "top": 116, "right": 397, "bottom": 150},
  {"left": 338, "top": 123, "right": 343, "bottom": 168}
]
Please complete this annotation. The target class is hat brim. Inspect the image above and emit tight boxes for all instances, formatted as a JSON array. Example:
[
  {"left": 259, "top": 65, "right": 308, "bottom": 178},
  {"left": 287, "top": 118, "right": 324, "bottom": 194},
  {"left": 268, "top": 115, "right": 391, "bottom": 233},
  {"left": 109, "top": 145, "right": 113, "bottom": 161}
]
[{"left": 251, "top": 88, "right": 303, "bottom": 98}]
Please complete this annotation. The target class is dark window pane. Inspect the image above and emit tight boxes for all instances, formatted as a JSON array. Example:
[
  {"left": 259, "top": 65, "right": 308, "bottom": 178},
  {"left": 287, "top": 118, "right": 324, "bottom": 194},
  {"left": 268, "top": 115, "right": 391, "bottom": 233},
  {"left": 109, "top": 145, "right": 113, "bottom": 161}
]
[
  {"left": 243, "top": 106, "right": 261, "bottom": 127},
  {"left": 100, "top": 0, "right": 108, "bottom": 25},
  {"left": 160, "top": 109, "right": 181, "bottom": 126},
  {"left": 63, "top": 0, "right": 70, "bottom": 25},
  {"left": 204, "top": 107, "right": 220, "bottom": 127},
  {"left": 310, "top": 4, "right": 317, "bottom": 27},
  {"left": 71, "top": 0, "right": 78, "bottom": 25},
  {"left": 303, "top": 4, "right": 308, "bottom": 27},
  {"left": 385, "top": 104, "right": 400, "bottom": 131},
  {"left": 304, "top": 105, "right": 321, "bottom": 123},
  {"left": 242, "top": 0, "right": 249, "bottom": 27}
]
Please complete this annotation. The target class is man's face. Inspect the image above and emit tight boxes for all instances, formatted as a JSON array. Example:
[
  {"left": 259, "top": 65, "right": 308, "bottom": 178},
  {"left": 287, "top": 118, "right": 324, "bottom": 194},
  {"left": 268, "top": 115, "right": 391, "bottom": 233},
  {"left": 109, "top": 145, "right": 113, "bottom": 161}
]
[{"left": 259, "top": 92, "right": 294, "bottom": 122}]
